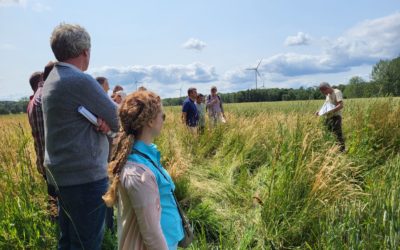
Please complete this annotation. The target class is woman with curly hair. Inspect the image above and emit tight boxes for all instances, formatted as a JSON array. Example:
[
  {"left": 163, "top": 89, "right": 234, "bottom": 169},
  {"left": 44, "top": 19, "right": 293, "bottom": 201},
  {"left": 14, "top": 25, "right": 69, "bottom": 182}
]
[{"left": 103, "top": 90, "right": 184, "bottom": 250}]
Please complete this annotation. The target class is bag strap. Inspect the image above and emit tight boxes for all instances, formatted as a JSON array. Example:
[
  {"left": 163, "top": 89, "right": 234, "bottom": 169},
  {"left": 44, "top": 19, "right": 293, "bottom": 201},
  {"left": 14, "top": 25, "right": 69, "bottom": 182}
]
[
  {"left": 132, "top": 149, "right": 169, "bottom": 181},
  {"left": 131, "top": 149, "right": 184, "bottom": 210},
  {"left": 217, "top": 95, "right": 224, "bottom": 112}
]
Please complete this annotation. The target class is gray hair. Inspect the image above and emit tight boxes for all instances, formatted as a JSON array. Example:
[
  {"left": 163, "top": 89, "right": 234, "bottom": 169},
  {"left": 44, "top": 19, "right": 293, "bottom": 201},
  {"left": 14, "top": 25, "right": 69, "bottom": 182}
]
[
  {"left": 319, "top": 82, "right": 331, "bottom": 89},
  {"left": 50, "top": 23, "right": 91, "bottom": 61}
]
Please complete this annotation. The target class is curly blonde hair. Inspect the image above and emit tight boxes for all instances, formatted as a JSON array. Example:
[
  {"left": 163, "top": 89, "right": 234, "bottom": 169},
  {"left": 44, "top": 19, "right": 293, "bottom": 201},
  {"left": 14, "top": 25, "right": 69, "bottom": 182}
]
[{"left": 103, "top": 90, "right": 162, "bottom": 207}]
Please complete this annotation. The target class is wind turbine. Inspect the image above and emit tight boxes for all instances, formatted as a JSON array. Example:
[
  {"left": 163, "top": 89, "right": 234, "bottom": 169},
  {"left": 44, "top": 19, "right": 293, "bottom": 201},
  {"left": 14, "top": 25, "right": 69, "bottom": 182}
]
[
  {"left": 246, "top": 59, "right": 263, "bottom": 89},
  {"left": 134, "top": 78, "right": 143, "bottom": 91},
  {"left": 176, "top": 85, "right": 183, "bottom": 98}
]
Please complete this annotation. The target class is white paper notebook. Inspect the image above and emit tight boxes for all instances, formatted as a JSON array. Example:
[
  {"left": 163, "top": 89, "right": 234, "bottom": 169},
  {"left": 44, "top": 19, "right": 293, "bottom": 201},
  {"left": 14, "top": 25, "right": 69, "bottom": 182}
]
[
  {"left": 78, "top": 106, "right": 99, "bottom": 126},
  {"left": 78, "top": 106, "right": 116, "bottom": 137},
  {"left": 318, "top": 102, "right": 336, "bottom": 116}
]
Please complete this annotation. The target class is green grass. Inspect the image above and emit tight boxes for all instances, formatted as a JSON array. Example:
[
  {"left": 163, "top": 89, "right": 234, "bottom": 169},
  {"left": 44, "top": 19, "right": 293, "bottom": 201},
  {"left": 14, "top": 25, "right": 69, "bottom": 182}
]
[
  {"left": 0, "top": 116, "right": 57, "bottom": 249},
  {"left": 1, "top": 97, "right": 400, "bottom": 249}
]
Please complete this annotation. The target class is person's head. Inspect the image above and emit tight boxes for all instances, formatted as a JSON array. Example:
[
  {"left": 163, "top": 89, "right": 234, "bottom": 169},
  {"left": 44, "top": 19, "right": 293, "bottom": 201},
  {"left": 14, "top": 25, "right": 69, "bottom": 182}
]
[
  {"left": 113, "top": 85, "right": 124, "bottom": 93},
  {"left": 196, "top": 93, "right": 204, "bottom": 104},
  {"left": 103, "top": 90, "right": 164, "bottom": 207},
  {"left": 29, "top": 71, "right": 43, "bottom": 92},
  {"left": 43, "top": 61, "right": 56, "bottom": 82},
  {"left": 113, "top": 90, "right": 127, "bottom": 104},
  {"left": 120, "top": 90, "right": 164, "bottom": 139},
  {"left": 319, "top": 82, "right": 333, "bottom": 96},
  {"left": 211, "top": 86, "right": 217, "bottom": 96},
  {"left": 96, "top": 76, "right": 110, "bottom": 93},
  {"left": 187, "top": 87, "right": 197, "bottom": 100},
  {"left": 50, "top": 23, "right": 91, "bottom": 71}
]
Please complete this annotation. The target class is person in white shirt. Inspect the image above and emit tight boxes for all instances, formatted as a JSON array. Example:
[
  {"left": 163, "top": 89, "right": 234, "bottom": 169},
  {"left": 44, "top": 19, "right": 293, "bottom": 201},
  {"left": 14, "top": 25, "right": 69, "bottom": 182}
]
[
  {"left": 315, "top": 82, "right": 345, "bottom": 152},
  {"left": 206, "top": 86, "right": 226, "bottom": 127},
  {"left": 195, "top": 94, "right": 206, "bottom": 133}
]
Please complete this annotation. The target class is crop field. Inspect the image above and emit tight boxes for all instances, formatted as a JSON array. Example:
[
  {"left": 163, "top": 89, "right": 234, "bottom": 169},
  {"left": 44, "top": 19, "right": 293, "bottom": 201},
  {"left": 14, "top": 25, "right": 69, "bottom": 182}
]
[{"left": 1, "top": 97, "right": 400, "bottom": 249}]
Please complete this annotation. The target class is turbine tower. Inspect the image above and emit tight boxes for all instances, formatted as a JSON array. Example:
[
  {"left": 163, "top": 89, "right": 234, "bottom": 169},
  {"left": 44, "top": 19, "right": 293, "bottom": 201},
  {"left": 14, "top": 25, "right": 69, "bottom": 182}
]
[
  {"left": 134, "top": 78, "right": 143, "bottom": 90},
  {"left": 246, "top": 59, "right": 263, "bottom": 89},
  {"left": 176, "top": 85, "right": 183, "bottom": 98}
]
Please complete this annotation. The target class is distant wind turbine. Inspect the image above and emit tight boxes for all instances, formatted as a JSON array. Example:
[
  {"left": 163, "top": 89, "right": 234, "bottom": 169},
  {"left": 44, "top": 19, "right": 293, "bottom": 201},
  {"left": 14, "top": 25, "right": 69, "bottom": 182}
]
[
  {"left": 134, "top": 78, "right": 143, "bottom": 90},
  {"left": 176, "top": 85, "right": 183, "bottom": 98},
  {"left": 246, "top": 59, "right": 263, "bottom": 89}
]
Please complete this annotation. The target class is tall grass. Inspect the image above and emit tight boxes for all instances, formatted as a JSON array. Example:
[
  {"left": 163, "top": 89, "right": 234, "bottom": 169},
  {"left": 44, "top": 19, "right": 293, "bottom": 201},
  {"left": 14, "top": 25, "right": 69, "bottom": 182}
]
[
  {"left": 159, "top": 98, "right": 400, "bottom": 249},
  {"left": 1, "top": 97, "right": 400, "bottom": 249},
  {"left": 0, "top": 115, "right": 56, "bottom": 249}
]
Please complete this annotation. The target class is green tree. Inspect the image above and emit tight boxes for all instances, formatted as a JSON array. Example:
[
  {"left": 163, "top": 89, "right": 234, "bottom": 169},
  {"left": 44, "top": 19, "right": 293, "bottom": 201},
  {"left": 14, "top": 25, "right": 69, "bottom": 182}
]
[
  {"left": 344, "top": 76, "right": 366, "bottom": 98},
  {"left": 371, "top": 57, "right": 400, "bottom": 96}
]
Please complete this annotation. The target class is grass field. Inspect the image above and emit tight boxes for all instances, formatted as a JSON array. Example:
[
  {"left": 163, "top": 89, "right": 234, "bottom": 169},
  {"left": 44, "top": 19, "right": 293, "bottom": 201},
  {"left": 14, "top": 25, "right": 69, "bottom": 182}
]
[{"left": 1, "top": 97, "right": 400, "bottom": 249}]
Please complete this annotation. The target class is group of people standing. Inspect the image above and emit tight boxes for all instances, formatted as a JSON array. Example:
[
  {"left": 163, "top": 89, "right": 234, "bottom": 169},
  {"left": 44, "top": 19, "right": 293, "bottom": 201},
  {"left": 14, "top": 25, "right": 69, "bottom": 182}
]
[
  {"left": 25, "top": 22, "right": 346, "bottom": 250},
  {"left": 181, "top": 86, "right": 226, "bottom": 132},
  {"left": 27, "top": 23, "right": 189, "bottom": 250}
]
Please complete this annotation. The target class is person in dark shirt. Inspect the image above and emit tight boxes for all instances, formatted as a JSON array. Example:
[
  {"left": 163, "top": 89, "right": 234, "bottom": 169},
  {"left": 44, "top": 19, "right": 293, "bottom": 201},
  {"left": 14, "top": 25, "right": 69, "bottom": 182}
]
[
  {"left": 181, "top": 87, "right": 198, "bottom": 132},
  {"left": 27, "top": 62, "right": 58, "bottom": 220},
  {"left": 95, "top": 76, "right": 110, "bottom": 93}
]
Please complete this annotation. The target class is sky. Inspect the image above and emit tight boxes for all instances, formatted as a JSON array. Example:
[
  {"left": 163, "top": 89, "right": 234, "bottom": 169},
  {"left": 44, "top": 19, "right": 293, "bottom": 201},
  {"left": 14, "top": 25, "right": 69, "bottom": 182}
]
[{"left": 1, "top": 0, "right": 400, "bottom": 100}]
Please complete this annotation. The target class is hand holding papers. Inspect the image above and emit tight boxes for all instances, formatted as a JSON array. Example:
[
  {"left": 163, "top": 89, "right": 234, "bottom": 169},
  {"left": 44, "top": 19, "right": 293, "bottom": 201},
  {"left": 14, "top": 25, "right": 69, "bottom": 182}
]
[
  {"left": 318, "top": 102, "right": 336, "bottom": 116},
  {"left": 78, "top": 106, "right": 117, "bottom": 138}
]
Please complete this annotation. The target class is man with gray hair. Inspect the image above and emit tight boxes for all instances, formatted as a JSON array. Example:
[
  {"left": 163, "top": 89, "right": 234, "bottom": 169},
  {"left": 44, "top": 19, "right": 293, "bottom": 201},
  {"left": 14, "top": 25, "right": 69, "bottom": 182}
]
[
  {"left": 316, "top": 82, "right": 345, "bottom": 152},
  {"left": 42, "top": 23, "right": 119, "bottom": 249}
]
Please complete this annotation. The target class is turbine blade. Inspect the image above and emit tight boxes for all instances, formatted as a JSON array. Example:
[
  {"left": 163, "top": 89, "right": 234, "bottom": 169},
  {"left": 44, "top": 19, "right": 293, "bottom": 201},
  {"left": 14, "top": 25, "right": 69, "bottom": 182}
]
[{"left": 256, "top": 59, "right": 263, "bottom": 69}]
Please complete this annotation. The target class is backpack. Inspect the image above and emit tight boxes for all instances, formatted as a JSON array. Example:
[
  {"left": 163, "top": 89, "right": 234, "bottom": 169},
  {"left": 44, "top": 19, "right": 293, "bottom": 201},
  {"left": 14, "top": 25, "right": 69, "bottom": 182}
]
[{"left": 206, "top": 95, "right": 223, "bottom": 112}]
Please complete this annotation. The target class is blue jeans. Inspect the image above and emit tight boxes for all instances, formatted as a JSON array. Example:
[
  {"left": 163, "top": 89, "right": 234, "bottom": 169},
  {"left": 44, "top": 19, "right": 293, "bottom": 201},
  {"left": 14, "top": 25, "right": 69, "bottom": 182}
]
[{"left": 57, "top": 178, "right": 108, "bottom": 250}]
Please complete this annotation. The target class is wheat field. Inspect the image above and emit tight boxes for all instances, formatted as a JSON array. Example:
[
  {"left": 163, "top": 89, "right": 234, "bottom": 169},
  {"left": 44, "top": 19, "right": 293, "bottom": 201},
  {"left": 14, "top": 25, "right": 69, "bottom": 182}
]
[{"left": 1, "top": 97, "right": 400, "bottom": 249}]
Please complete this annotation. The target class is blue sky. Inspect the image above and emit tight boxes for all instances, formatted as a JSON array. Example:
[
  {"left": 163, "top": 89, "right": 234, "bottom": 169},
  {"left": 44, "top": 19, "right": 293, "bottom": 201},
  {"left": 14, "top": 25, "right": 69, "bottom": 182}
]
[{"left": 1, "top": 0, "right": 400, "bottom": 99}]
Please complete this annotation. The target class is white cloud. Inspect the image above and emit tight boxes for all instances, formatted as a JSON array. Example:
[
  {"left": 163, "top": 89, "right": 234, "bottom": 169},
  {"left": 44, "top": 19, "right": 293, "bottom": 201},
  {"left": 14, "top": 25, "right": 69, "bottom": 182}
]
[
  {"left": 182, "top": 38, "right": 207, "bottom": 51},
  {"left": 223, "top": 68, "right": 252, "bottom": 84},
  {"left": 0, "top": 0, "right": 50, "bottom": 11},
  {"left": 0, "top": 0, "right": 27, "bottom": 7},
  {"left": 227, "top": 12, "right": 400, "bottom": 81},
  {"left": 284, "top": 32, "right": 311, "bottom": 46},
  {"left": 91, "top": 62, "right": 218, "bottom": 97},
  {"left": 87, "top": 12, "right": 400, "bottom": 96},
  {"left": 326, "top": 12, "right": 400, "bottom": 66},
  {"left": 31, "top": 2, "right": 50, "bottom": 12}
]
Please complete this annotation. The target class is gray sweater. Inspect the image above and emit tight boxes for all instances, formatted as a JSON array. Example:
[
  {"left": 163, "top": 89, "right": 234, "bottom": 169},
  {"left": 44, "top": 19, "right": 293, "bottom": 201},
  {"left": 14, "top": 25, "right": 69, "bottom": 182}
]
[{"left": 42, "top": 63, "right": 119, "bottom": 186}]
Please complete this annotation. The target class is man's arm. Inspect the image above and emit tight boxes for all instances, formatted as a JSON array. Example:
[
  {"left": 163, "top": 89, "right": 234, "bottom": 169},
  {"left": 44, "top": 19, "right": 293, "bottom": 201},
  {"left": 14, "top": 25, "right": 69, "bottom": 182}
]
[
  {"left": 328, "top": 101, "right": 343, "bottom": 114},
  {"left": 327, "top": 90, "right": 344, "bottom": 115},
  {"left": 206, "top": 96, "right": 216, "bottom": 108},
  {"left": 32, "top": 99, "right": 46, "bottom": 176},
  {"left": 182, "top": 102, "right": 189, "bottom": 125},
  {"left": 182, "top": 112, "right": 187, "bottom": 125},
  {"left": 219, "top": 96, "right": 225, "bottom": 117},
  {"left": 73, "top": 75, "right": 119, "bottom": 132}
]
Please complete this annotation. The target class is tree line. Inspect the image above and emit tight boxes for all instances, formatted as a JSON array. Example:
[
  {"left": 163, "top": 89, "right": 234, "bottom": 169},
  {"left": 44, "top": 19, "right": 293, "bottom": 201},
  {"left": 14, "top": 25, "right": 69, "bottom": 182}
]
[
  {"left": 0, "top": 99, "right": 29, "bottom": 115},
  {"left": 163, "top": 56, "right": 400, "bottom": 106},
  {"left": 1, "top": 56, "right": 399, "bottom": 113}
]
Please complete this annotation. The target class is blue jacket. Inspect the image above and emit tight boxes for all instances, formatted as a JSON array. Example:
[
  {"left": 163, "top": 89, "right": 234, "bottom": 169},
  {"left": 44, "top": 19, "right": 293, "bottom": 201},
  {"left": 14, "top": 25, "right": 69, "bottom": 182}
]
[{"left": 127, "top": 140, "right": 184, "bottom": 248}]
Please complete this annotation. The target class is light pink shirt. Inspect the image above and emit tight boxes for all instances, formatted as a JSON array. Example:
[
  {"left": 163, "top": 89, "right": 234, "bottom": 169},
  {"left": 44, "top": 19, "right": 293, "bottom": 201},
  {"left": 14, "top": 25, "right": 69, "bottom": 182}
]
[{"left": 117, "top": 162, "right": 168, "bottom": 250}]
